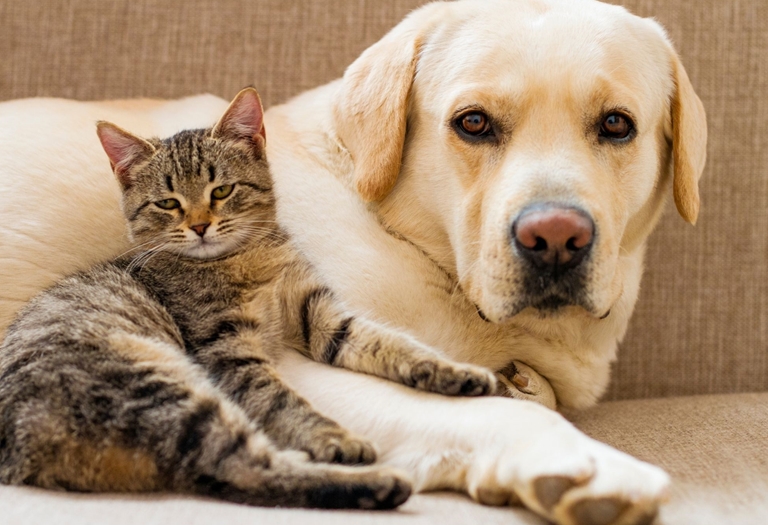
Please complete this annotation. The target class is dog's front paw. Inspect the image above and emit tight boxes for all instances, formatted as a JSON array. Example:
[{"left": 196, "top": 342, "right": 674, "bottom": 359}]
[
  {"left": 408, "top": 360, "right": 497, "bottom": 396},
  {"left": 496, "top": 360, "right": 557, "bottom": 410},
  {"left": 466, "top": 418, "right": 670, "bottom": 525}
]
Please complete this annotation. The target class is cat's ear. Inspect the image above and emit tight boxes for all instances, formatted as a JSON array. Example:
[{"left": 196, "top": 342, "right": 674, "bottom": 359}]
[
  {"left": 211, "top": 87, "right": 266, "bottom": 148},
  {"left": 96, "top": 121, "right": 156, "bottom": 189}
]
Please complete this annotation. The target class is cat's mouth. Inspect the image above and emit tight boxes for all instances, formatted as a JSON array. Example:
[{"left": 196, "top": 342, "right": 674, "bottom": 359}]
[{"left": 181, "top": 237, "right": 238, "bottom": 260}]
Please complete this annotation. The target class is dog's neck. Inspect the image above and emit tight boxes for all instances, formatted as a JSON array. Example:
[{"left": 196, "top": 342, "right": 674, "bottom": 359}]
[{"left": 374, "top": 185, "right": 459, "bottom": 279}]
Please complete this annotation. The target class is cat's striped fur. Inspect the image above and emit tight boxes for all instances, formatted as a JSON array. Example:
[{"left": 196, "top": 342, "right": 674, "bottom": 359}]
[{"left": 0, "top": 88, "right": 495, "bottom": 508}]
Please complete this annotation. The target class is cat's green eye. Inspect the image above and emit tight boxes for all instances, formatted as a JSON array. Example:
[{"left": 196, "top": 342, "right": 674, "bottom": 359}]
[
  {"left": 155, "top": 198, "right": 181, "bottom": 210},
  {"left": 211, "top": 184, "right": 234, "bottom": 200}
]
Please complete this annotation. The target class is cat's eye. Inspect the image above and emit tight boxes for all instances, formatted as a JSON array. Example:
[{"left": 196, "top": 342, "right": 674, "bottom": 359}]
[
  {"left": 155, "top": 198, "right": 181, "bottom": 210},
  {"left": 211, "top": 184, "right": 234, "bottom": 200}
]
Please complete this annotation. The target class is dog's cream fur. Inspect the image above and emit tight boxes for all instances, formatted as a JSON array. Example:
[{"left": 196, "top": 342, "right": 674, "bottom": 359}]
[{"left": 0, "top": 0, "right": 706, "bottom": 523}]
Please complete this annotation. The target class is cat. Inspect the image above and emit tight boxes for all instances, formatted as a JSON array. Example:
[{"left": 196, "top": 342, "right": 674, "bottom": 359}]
[{"left": 0, "top": 88, "right": 496, "bottom": 509}]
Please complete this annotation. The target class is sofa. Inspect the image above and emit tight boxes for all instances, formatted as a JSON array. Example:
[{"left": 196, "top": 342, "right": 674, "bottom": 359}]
[{"left": 0, "top": 0, "right": 766, "bottom": 523}]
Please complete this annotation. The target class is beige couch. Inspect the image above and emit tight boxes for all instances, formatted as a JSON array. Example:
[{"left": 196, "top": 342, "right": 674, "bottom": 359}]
[{"left": 1, "top": 0, "right": 766, "bottom": 523}]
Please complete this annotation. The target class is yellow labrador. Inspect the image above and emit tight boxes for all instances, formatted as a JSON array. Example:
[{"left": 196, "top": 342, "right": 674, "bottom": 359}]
[{"left": 0, "top": 0, "right": 704, "bottom": 524}]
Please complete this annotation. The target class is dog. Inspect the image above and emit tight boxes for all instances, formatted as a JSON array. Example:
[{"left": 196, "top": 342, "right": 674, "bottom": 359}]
[{"left": 0, "top": 0, "right": 705, "bottom": 523}]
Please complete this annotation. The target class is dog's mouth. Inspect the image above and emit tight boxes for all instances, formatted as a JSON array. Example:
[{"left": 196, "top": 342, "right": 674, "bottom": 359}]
[
  {"left": 476, "top": 296, "right": 577, "bottom": 323},
  {"left": 511, "top": 294, "right": 593, "bottom": 319},
  {"left": 476, "top": 278, "right": 602, "bottom": 323}
]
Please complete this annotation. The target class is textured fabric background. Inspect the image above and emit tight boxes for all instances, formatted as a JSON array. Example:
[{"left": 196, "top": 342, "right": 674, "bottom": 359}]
[
  {"left": 0, "top": 0, "right": 765, "bottom": 400},
  {"left": 568, "top": 392, "right": 768, "bottom": 524}
]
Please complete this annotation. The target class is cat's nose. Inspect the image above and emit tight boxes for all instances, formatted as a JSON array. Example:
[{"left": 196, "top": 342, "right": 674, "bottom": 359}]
[{"left": 190, "top": 222, "right": 210, "bottom": 237}]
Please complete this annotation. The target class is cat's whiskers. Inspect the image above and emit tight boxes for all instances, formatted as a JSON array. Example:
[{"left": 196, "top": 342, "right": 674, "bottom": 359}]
[
  {"left": 126, "top": 242, "right": 172, "bottom": 274},
  {"left": 114, "top": 238, "right": 163, "bottom": 260},
  {"left": 234, "top": 226, "right": 289, "bottom": 249},
  {"left": 219, "top": 225, "right": 286, "bottom": 243}
]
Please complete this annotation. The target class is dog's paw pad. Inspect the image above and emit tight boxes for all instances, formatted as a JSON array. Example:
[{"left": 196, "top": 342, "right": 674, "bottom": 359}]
[
  {"left": 570, "top": 497, "right": 630, "bottom": 525},
  {"left": 476, "top": 487, "right": 521, "bottom": 506},
  {"left": 633, "top": 509, "right": 660, "bottom": 525},
  {"left": 533, "top": 475, "right": 581, "bottom": 511}
]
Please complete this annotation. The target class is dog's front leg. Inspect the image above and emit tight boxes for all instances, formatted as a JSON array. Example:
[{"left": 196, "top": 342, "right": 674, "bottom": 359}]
[{"left": 276, "top": 350, "right": 669, "bottom": 525}]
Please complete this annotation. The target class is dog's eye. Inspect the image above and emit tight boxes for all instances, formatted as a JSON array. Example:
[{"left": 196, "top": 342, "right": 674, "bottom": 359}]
[
  {"left": 599, "top": 113, "right": 634, "bottom": 141},
  {"left": 454, "top": 111, "right": 494, "bottom": 140}
]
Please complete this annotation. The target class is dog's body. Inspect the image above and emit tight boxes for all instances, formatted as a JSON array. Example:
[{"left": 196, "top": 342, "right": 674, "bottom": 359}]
[{"left": 0, "top": 0, "right": 705, "bottom": 523}]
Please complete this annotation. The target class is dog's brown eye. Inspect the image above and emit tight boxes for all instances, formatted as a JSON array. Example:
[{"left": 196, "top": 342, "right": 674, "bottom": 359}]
[
  {"left": 453, "top": 111, "right": 495, "bottom": 142},
  {"left": 459, "top": 112, "right": 491, "bottom": 136},
  {"left": 599, "top": 113, "right": 633, "bottom": 140}
]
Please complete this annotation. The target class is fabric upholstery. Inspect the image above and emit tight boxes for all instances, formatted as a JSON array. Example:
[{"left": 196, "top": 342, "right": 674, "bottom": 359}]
[
  {"left": 2, "top": 393, "right": 765, "bottom": 524},
  {"left": 568, "top": 392, "right": 768, "bottom": 524},
  {"left": 0, "top": 0, "right": 764, "bottom": 401},
  {"left": 0, "top": 488, "right": 546, "bottom": 525}
]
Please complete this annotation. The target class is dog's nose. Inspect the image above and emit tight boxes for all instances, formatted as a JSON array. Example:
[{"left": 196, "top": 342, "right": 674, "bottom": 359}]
[
  {"left": 512, "top": 205, "right": 594, "bottom": 269},
  {"left": 190, "top": 222, "right": 210, "bottom": 237}
]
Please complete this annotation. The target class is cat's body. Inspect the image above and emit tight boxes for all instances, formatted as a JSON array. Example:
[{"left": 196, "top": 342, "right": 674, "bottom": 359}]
[{"left": 0, "top": 89, "right": 494, "bottom": 508}]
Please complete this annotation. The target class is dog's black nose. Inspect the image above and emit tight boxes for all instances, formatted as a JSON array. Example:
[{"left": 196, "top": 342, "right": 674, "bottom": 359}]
[{"left": 512, "top": 205, "right": 594, "bottom": 272}]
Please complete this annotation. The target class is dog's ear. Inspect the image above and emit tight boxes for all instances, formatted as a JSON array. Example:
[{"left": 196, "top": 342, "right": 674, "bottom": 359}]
[
  {"left": 669, "top": 49, "right": 707, "bottom": 225},
  {"left": 333, "top": 6, "right": 439, "bottom": 202}
]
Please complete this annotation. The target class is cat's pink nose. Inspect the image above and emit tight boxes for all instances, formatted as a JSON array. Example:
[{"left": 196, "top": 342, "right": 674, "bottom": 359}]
[{"left": 190, "top": 222, "right": 210, "bottom": 237}]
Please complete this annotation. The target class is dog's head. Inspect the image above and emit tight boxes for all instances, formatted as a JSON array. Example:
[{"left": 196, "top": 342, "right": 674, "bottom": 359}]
[{"left": 334, "top": 0, "right": 706, "bottom": 324}]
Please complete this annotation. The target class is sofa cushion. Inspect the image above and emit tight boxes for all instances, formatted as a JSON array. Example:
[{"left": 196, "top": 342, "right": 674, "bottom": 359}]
[
  {"left": 569, "top": 392, "right": 768, "bottom": 524},
  {"left": 2, "top": 393, "right": 765, "bottom": 524}
]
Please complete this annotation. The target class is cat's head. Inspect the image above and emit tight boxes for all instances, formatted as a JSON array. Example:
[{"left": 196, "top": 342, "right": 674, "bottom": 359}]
[{"left": 97, "top": 88, "right": 274, "bottom": 260}]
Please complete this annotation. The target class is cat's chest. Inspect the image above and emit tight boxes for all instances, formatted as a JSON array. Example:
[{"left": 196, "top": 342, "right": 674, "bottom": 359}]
[
  {"left": 225, "top": 247, "right": 297, "bottom": 320},
  {"left": 226, "top": 246, "right": 295, "bottom": 290}
]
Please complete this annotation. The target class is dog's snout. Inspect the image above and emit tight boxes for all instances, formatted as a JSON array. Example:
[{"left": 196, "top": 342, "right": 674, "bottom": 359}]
[{"left": 512, "top": 205, "right": 594, "bottom": 270}]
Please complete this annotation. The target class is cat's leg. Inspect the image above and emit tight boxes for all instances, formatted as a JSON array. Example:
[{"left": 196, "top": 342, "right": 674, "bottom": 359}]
[
  {"left": 0, "top": 333, "right": 410, "bottom": 508},
  {"left": 191, "top": 329, "right": 377, "bottom": 465},
  {"left": 283, "top": 274, "right": 497, "bottom": 396}
]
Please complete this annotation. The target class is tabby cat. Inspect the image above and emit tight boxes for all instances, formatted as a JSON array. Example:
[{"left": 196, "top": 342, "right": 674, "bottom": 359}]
[{"left": 0, "top": 88, "right": 496, "bottom": 508}]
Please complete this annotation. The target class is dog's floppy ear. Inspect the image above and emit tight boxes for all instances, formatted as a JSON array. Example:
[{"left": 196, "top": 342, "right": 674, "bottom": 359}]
[
  {"left": 669, "top": 49, "right": 707, "bottom": 225},
  {"left": 333, "top": 6, "right": 439, "bottom": 202}
]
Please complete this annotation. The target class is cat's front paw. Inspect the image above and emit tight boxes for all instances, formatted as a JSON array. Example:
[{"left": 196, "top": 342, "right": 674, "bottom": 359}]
[
  {"left": 496, "top": 360, "right": 557, "bottom": 410},
  {"left": 408, "top": 360, "right": 497, "bottom": 396},
  {"left": 305, "top": 430, "right": 377, "bottom": 465},
  {"left": 307, "top": 466, "right": 412, "bottom": 510}
]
